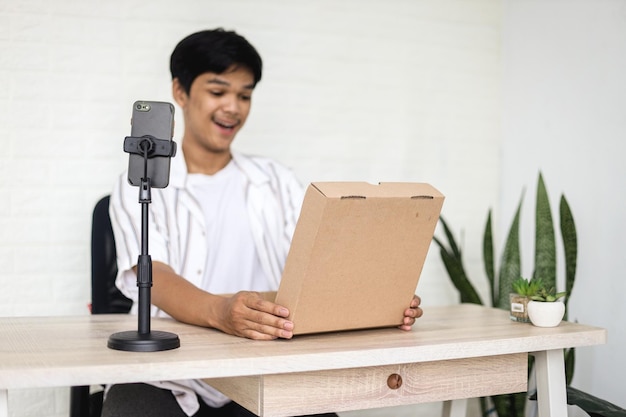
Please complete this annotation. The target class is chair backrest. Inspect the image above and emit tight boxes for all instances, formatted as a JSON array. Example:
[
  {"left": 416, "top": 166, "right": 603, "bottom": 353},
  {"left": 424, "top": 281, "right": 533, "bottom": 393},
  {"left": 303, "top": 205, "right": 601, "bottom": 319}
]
[{"left": 91, "top": 195, "right": 132, "bottom": 314}]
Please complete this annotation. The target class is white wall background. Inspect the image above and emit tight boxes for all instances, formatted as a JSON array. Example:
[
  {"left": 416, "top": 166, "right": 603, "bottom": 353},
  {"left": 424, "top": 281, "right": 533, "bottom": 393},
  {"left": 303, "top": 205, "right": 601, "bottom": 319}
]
[
  {"left": 0, "top": 0, "right": 622, "bottom": 416},
  {"left": 500, "top": 0, "right": 626, "bottom": 410}
]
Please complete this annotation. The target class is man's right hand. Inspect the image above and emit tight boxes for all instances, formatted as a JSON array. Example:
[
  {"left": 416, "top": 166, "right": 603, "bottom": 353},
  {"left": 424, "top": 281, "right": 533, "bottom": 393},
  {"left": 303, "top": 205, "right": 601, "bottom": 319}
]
[
  {"left": 212, "top": 291, "right": 294, "bottom": 340},
  {"left": 149, "top": 262, "right": 293, "bottom": 340}
]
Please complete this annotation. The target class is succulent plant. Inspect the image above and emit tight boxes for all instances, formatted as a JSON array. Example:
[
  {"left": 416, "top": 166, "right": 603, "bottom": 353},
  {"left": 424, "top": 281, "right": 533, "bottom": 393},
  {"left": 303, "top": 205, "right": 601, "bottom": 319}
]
[
  {"left": 511, "top": 277, "right": 543, "bottom": 297},
  {"left": 531, "top": 286, "right": 567, "bottom": 302}
]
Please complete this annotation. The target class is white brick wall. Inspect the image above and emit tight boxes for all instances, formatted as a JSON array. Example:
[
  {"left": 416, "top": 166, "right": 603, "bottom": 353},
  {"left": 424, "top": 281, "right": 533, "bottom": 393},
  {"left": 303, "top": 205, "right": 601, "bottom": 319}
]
[{"left": 0, "top": 1, "right": 501, "bottom": 416}]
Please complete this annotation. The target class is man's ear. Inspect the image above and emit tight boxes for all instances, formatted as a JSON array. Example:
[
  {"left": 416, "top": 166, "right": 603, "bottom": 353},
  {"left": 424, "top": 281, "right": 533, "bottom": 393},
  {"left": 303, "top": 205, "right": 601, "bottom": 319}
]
[{"left": 172, "top": 78, "right": 188, "bottom": 107}]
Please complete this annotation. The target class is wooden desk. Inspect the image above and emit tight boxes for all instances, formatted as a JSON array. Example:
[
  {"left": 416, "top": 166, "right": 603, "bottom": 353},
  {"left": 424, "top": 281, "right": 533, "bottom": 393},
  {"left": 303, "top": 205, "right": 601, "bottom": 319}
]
[{"left": 0, "top": 304, "right": 606, "bottom": 417}]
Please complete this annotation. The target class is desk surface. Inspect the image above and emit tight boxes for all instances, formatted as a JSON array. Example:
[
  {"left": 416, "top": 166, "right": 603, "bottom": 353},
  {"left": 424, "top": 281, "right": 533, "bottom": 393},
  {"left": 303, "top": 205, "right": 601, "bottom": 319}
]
[{"left": 0, "top": 304, "right": 606, "bottom": 391}]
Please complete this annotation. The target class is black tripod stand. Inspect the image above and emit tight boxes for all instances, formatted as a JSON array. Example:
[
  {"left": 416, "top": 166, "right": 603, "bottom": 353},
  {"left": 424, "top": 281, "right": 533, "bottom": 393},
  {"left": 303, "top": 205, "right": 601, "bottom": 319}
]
[{"left": 108, "top": 135, "right": 180, "bottom": 352}]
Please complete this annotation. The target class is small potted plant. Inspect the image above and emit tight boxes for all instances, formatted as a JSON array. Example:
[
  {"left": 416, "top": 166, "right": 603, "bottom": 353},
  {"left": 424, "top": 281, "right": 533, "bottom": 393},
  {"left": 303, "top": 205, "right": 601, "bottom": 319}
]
[
  {"left": 527, "top": 286, "right": 567, "bottom": 327},
  {"left": 510, "top": 277, "right": 543, "bottom": 322}
]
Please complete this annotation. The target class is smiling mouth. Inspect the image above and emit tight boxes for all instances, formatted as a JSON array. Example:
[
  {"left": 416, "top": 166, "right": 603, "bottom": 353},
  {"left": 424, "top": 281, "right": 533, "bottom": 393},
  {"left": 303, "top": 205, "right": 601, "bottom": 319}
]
[{"left": 213, "top": 117, "right": 239, "bottom": 130}]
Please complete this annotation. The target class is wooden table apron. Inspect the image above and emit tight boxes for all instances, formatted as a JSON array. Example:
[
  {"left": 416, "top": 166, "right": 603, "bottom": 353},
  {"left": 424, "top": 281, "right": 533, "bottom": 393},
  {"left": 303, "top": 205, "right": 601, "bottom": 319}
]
[{"left": 0, "top": 304, "right": 606, "bottom": 417}]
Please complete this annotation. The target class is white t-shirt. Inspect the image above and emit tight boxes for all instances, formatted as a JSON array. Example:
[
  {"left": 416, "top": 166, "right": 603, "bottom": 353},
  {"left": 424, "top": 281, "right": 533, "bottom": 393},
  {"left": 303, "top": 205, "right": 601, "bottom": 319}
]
[{"left": 186, "top": 161, "right": 270, "bottom": 294}]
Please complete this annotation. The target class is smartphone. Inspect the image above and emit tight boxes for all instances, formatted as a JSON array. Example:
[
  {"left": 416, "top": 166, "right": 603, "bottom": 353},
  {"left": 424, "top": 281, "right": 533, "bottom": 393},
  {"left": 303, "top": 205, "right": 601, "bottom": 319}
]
[{"left": 127, "top": 100, "right": 175, "bottom": 189}]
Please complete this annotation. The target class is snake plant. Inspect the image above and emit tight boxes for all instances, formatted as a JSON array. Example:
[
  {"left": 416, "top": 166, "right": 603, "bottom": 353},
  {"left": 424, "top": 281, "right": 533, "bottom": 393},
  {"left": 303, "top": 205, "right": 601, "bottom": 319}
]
[{"left": 434, "top": 172, "right": 578, "bottom": 417}]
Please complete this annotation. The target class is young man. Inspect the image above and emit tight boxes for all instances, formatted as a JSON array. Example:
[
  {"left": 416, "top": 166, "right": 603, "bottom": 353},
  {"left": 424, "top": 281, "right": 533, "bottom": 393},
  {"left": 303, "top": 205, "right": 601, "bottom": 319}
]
[{"left": 105, "top": 29, "right": 423, "bottom": 417}]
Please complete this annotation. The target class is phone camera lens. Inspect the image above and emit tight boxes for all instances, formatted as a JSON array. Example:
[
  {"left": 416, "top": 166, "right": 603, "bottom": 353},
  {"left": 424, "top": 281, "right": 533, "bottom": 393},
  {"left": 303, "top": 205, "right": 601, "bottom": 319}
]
[{"left": 136, "top": 104, "right": 142, "bottom": 110}]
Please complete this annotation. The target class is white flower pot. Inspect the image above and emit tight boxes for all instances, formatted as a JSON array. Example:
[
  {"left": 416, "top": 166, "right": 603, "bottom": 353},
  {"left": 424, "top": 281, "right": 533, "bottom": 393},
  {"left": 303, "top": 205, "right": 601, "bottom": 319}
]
[{"left": 527, "top": 300, "right": 565, "bottom": 327}]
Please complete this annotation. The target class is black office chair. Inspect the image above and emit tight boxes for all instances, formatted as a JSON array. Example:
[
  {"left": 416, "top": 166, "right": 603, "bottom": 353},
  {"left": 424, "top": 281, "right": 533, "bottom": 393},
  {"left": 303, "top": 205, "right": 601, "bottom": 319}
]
[
  {"left": 89, "top": 196, "right": 132, "bottom": 315},
  {"left": 69, "top": 195, "right": 132, "bottom": 417}
]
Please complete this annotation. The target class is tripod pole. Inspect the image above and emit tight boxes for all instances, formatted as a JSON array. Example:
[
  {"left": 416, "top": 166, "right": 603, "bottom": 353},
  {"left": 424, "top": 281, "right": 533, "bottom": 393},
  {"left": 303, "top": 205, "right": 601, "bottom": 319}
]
[
  {"left": 107, "top": 139, "right": 180, "bottom": 352},
  {"left": 137, "top": 179, "right": 152, "bottom": 334}
]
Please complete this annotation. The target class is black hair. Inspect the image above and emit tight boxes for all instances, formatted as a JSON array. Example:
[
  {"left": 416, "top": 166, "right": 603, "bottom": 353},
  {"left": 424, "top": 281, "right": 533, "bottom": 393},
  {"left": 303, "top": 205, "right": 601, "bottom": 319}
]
[{"left": 170, "top": 28, "right": 263, "bottom": 94}]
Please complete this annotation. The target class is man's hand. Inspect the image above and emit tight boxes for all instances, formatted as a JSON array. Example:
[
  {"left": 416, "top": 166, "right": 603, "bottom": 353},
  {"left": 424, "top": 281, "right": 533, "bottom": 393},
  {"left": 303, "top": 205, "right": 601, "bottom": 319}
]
[
  {"left": 214, "top": 291, "right": 294, "bottom": 340},
  {"left": 399, "top": 294, "right": 423, "bottom": 331},
  {"left": 149, "top": 262, "right": 293, "bottom": 340}
]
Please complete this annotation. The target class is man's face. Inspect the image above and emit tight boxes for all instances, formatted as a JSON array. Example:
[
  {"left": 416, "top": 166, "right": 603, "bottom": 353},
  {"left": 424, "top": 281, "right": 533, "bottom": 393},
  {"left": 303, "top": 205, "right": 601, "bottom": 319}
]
[{"left": 174, "top": 65, "right": 255, "bottom": 156}]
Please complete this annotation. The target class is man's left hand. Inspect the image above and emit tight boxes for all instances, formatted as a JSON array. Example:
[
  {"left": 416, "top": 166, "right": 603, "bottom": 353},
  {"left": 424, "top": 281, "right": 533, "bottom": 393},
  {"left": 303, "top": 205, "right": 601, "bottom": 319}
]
[{"left": 399, "top": 294, "right": 423, "bottom": 331}]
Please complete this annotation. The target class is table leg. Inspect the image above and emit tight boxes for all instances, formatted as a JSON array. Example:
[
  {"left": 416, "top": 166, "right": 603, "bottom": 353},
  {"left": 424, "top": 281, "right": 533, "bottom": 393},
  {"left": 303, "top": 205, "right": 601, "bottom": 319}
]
[
  {"left": 0, "top": 389, "right": 7, "bottom": 417},
  {"left": 532, "top": 349, "right": 567, "bottom": 417},
  {"left": 442, "top": 399, "right": 468, "bottom": 417}
]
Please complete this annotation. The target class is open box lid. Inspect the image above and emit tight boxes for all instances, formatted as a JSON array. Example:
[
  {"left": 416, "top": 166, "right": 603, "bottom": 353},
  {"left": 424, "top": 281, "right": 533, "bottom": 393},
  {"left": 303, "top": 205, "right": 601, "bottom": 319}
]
[{"left": 275, "top": 182, "right": 445, "bottom": 335}]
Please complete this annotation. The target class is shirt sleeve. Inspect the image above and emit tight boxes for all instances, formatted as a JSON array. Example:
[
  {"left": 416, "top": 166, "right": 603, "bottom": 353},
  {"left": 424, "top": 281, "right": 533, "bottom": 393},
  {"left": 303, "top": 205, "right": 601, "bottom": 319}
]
[
  {"left": 277, "top": 164, "right": 305, "bottom": 244},
  {"left": 108, "top": 173, "right": 140, "bottom": 301}
]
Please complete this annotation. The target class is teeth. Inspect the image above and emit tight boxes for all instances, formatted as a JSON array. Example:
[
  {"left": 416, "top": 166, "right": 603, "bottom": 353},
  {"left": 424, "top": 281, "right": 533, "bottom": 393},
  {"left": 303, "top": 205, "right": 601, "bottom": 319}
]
[{"left": 214, "top": 118, "right": 237, "bottom": 128}]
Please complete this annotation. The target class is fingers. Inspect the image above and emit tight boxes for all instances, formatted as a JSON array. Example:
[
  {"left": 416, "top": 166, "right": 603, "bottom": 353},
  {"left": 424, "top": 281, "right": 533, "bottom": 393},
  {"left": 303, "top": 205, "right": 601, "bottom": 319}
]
[
  {"left": 410, "top": 294, "right": 422, "bottom": 308},
  {"left": 242, "top": 321, "right": 294, "bottom": 340},
  {"left": 398, "top": 295, "right": 423, "bottom": 331},
  {"left": 224, "top": 292, "right": 294, "bottom": 340},
  {"left": 407, "top": 305, "right": 423, "bottom": 320}
]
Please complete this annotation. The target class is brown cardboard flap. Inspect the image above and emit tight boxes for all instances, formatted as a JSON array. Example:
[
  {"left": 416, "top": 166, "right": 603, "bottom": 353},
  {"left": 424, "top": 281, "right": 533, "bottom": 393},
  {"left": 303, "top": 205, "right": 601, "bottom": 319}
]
[
  {"left": 276, "top": 182, "right": 444, "bottom": 335},
  {"left": 311, "top": 182, "right": 442, "bottom": 199}
]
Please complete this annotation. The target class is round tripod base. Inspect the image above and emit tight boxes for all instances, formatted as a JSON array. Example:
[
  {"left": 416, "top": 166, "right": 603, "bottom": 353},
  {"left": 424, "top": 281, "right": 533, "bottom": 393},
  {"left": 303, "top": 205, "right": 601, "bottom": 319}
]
[{"left": 108, "top": 330, "right": 180, "bottom": 352}]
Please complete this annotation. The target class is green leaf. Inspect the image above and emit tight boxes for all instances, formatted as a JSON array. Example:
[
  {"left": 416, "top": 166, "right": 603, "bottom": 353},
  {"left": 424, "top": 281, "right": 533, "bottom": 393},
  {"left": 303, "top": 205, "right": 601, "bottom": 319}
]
[
  {"left": 479, "top": 398, "right": 490, "bottom": 417},
  {"left": 434, "top": 219, "right": 483, "bottom": 305},
  {"left": 565, "top": 347, "right": 576, "bottom": 386},
  {"left": 438, "top": 216, "right": 462, "bottom": 259},
  {"left": 560, "top": 195, "right": 578, "bottom": 314},
  {"left": 533, "top": 172, "right": 556, "bottom": 289},
  {"left": 497, "top": 194, "right": 523, "bottom": 310},
  {"left": 491, "top": 393, "right": 527, "bottom": 417},
  {"left": 492, "top": 394, "right": 512, "bottom": 417},
  {"left": 483, "top": 210, "right": 496, "bottom": 306},
  {"left": 437, "top": 246, "right": 483, "bottom": 305},
  {"left": 513, "top": 392, "right": 527, "bottom": 417}
]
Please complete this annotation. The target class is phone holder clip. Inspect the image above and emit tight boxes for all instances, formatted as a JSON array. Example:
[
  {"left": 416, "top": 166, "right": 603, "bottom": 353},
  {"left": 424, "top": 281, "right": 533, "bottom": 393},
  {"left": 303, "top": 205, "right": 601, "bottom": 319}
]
[{"left": 124, "top": 135, "right": 177, "bottom": 158}]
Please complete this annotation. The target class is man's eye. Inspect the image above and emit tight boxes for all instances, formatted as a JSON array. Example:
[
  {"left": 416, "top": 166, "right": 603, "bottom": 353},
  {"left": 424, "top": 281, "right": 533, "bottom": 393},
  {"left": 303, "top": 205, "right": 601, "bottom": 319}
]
[
  {"left": 209, "top": 90, "right": 224, "bottom": 96},
  {"left": 240, "top": 95, "right": 251, "bottom": 101}
]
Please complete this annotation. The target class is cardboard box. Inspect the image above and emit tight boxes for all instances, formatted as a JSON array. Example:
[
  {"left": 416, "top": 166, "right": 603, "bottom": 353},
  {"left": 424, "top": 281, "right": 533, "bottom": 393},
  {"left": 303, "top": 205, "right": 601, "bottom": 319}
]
[{"left": 275, "top": 182, "right": 444, "bottom": 335}]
